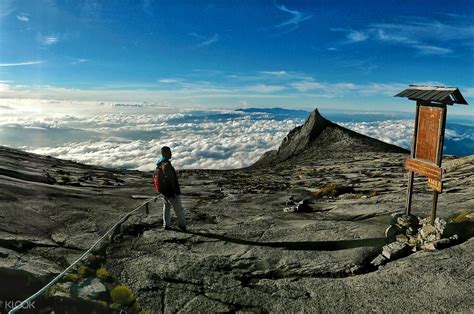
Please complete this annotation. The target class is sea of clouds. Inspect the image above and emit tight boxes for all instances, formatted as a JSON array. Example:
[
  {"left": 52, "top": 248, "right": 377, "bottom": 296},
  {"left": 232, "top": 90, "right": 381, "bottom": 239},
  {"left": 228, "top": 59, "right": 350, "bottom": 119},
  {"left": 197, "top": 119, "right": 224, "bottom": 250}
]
[
  {"left": 0, "top": 100, "right": 302, "bottom": 170},
  {"left": 0, "top": 99, "right": 472, "bottom": 170}
]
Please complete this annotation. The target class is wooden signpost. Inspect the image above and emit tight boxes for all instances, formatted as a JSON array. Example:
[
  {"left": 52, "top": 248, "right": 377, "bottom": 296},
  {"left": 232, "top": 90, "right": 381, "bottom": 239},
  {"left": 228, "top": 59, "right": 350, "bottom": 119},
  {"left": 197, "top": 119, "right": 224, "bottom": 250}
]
[{"left": 395, "top": 86, "right": 468, "bottom": 224}]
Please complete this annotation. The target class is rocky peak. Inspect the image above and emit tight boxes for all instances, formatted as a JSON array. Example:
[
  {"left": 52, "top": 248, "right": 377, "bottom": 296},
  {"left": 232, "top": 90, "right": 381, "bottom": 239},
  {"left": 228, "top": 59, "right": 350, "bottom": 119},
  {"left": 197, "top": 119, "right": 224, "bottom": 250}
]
[
  {"left": 277, "top": 109, "right": 333, "bottom": 160},
  {"left": 255, "top": 108, "right": 408, "bottom": 165}
]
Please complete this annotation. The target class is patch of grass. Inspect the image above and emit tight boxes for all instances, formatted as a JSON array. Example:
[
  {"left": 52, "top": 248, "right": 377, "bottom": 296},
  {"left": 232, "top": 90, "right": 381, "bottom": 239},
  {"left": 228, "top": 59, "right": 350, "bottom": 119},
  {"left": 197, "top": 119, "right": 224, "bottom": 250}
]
[
  {"left": 450, "top": 210, "right": 474, "bottom": 223},
  {"left": 97, "top": 300, "right": 108, "bottom": 308},
  {"left": 77, "top": 265, "right": 93, "bottom": 278},
  {"left": 63, "top": 264, "right": 95, "bottom": 283},
  {"left": 314, "top": 184, "right": 355, "bottom": 198},
  {"left": 110, "top": 284, "right": 136, "bottom": 307},
  {"left": 64, "top": 273, "right": 80, "bottom": 282},
  {"left": 368, "top": 190, "right": 378, "bottom": 197},
  {"left": 314, "top": 183, "right": 339, "bottom": 198},
  {"left": 46, "top": 283, "right": 69, "bottom": 297},
  {"left": 96, "top": 267, "right": 110, "bottom": 281}
]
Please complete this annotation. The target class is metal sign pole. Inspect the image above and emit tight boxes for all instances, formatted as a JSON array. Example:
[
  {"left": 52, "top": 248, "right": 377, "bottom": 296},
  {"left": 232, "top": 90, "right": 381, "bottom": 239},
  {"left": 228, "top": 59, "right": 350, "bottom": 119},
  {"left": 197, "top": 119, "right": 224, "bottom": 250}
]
[
  {"left": 430, "top": 192, "right": 439, "bottom": 224},
  {"left": 405, "top": 102, "right": 421, "bottom": 215}
]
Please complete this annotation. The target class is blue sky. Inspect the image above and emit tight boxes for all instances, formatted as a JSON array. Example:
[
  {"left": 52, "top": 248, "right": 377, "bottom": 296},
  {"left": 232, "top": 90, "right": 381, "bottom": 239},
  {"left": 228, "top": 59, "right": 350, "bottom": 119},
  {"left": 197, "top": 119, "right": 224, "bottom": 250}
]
[{"left": 1, "top": 0, "right": 474, "bottom": 113}]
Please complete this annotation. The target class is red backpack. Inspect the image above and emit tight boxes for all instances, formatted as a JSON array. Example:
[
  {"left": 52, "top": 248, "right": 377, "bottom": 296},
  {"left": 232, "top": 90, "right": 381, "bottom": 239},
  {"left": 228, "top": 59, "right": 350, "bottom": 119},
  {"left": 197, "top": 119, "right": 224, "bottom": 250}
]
[
  {"left": 152, "top": 173, "right": 160, "bottom": 192},
  {"left": 152, "top": 163, "right": 165, "bottom": 193},
  {"left": 153, "top": 162, "right": 173, "bottom": 195}
]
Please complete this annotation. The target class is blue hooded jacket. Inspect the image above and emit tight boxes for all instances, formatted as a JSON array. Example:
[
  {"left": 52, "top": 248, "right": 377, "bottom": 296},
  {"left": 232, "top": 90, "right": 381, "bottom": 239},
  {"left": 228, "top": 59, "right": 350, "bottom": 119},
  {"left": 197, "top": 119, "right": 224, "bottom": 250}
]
[{"left": 156, "top": 156, "right": 168, "bottom": 165}]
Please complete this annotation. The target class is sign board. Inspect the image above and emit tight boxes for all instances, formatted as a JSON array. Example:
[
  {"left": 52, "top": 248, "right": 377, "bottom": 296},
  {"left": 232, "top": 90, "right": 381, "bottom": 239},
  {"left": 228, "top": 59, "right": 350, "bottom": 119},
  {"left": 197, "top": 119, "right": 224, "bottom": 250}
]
[
  {"left": 414, "top": 106, "right": 443, "bottom": 164},
  {"left": 405, "top": 157, "right": 442, "bottom": 180},
  {"left": 427, "top": 178, "right": 443, "bottom": 192},
  {"left": 395, "top": 85, "right": 468, "bottom": 223},
  {"left": 404, "top": 105, "right": 446, "bottom": 194}
]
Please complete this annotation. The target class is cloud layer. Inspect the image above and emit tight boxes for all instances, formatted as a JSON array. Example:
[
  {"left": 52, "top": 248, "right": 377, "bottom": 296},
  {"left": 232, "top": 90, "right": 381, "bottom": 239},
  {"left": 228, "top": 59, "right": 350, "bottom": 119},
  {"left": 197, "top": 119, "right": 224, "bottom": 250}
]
[
  {"left": 0, "top": 101, "right": 472, "bottom": 171},
  {"left": 340, "top": 119, "right": 474, "bottom": 156},
  {"left": 0, "top": 104, "right": 301, "bottom": 170},
  {"left": 340, "top": 120, "right": 413, "bottom": 149}
]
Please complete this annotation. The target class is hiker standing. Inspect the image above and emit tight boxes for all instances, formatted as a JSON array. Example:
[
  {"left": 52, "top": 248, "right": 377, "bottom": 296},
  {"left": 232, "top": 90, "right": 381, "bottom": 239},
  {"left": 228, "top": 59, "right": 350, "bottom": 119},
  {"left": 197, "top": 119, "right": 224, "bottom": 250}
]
[{"left": 155, "top": 146, "right": 186, "bottom": 231}]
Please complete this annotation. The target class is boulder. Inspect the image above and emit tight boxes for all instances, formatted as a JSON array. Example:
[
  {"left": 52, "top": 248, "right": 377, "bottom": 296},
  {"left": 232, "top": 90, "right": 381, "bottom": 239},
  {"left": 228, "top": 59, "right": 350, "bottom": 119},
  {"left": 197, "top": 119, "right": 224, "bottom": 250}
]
[
  {"left": 370, "top": 254, "right": 387, "bottom": 267},
  {"left": 382, "top": 242, "right": 410, "bottom": 260},
  {"left": 419, "top": 225, "right": 439, "bottom": 242},
  {"left": 389, "top": 213, "right": 419, "bottom": 231},
  {"left": 77, "top": 278, "right": 108, "bottom": 301}
]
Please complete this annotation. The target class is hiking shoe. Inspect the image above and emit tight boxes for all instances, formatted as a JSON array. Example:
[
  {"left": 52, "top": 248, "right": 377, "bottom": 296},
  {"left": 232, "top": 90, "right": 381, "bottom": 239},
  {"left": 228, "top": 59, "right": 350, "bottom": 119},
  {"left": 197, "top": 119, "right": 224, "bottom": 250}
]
[
  {"left": 163, "top": 226, "right": 171, "bottom": 231},
  {"left": 178, "top": 225, "right": 187, "bottom": 232}
]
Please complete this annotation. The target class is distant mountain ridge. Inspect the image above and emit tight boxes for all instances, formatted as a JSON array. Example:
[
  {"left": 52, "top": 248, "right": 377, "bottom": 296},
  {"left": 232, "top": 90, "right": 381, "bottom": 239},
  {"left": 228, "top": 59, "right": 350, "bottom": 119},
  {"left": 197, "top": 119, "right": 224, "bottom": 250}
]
[
  {"left": 235, "top": 107, "right": 310, "bottom": 119},
  {"left": 254, "top": 109, "right": 409, "bottom": 166}
]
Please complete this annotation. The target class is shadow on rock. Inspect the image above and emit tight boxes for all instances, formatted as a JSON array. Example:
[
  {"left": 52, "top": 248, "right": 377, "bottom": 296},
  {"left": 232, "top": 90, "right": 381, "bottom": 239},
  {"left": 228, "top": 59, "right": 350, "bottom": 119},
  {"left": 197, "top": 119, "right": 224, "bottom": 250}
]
[
  {"left": 182, "top": 229, "right": 387, "bottom": 251},
  {"left": 444, "top": 221, "right": 474, "bottom": 242}
]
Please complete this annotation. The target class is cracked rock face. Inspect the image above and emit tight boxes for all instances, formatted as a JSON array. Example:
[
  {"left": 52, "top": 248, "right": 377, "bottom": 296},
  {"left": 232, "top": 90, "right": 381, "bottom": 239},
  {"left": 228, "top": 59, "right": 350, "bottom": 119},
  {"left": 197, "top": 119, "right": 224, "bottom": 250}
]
[{"left": 0, "top": 110, "right": 473, "bottom": 312}]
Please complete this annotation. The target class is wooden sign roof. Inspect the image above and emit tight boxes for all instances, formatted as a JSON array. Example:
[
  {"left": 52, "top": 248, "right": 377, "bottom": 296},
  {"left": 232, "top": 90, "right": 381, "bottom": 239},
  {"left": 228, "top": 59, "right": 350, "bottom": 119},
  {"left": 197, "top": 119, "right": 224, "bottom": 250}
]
[{"left": 395, "top": 85, "right": 468, "bottom": 105}]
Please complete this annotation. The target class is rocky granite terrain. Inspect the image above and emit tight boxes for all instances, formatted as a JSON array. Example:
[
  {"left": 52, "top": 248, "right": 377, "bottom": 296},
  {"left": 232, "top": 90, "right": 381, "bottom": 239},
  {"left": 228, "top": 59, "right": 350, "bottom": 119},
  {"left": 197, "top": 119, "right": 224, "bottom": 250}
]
[{"left": 0, "top": 109, "right": 472, "bottom": 313}]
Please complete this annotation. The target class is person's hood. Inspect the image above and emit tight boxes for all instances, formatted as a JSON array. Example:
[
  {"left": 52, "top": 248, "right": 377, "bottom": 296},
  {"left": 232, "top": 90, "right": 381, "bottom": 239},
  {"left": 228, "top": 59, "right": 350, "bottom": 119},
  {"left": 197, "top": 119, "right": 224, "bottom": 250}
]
[{"left": 156, "top": 156, "right": 168, "bottom": 165}]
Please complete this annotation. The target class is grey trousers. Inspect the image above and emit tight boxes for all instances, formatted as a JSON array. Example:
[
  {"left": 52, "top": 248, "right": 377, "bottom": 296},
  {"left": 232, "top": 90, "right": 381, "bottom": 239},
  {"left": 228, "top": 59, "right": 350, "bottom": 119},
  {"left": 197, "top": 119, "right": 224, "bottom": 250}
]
[{"left": 163, "top": 194, "right": 186, "bottom": 228}]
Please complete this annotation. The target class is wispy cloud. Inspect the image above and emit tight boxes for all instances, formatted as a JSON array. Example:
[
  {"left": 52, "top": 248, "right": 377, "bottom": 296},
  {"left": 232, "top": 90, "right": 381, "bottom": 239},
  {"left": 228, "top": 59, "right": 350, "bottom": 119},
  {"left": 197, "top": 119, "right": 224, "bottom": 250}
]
[
  {"left": 0, "top": 72, "right": 471, "bottom": 106},
  {"left": 198, "top": 33, "right": 219, "bottom": 47},
  {"left": 330, "top": 28, "right": 370, "bottom": 43},
  {"left": 259, "top": 70, "right": 289, "bottom": 77},
  {"left": 71, "top": 58, "right": 88, "bottom": 65},
  {"left": 291, "top": 81, "right": 324, "bottom": 92},
  {"left": 258, "top": 70, "right": 313, "bottom": 82},
  {"left": 372, "top": 18, "right": 474, "bottom": 42},
  {"left": 411, "top": 44, "right": 452, "bottom": 55},
  {"left": 244, "top": 84, "right": 287, "bottom": 93},
  {"left": 37, "top": 34, "right": 59, "bottom": 46},
  {"left": 159, "top": 79, "right": 180, "bottom": 84},
  {"left": 44, "top": 36, "right": 58, "bottom": 45},
  {"left": 331, "top": 16, "right": 474, "bottom": 55},
  {"left": 0, "top": 61, "right": 44, "bottom": 67},
  {"left": 190, "top": 33, "right": 219, "bottom": 48},
  {"left": 357, "top": 83, "right": 407, "bottom": 96},
  {"left": 290, "top": 79, "right": 404, "bottom": 97},
  {"left": 274, "top": 4, "right": 312, "bottom": 35},
  {"left": 347, "top": 30, "right": 368, "bottom": 42},
  {"left": 16, "top": 13, "right": 29, "bottom": 22},
  {"left": 374, "top": 28, "right": 453, "bottom": 55}
]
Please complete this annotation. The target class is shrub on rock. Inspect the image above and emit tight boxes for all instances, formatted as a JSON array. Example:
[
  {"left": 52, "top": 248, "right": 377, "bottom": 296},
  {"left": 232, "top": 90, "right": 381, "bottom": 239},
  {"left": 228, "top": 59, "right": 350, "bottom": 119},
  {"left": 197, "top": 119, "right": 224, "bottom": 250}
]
[
  {"left": 314, "top": 184, "right": 354, "bottom": 198},
  {"left": 96, "top": 267, "right": 110, "bottom": 281},
  {"left": 110, "top": 284, "right": 136, "bottom": 307},
  {"left": 450, "top": 210, "right": 474, "bottom": 223}
]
